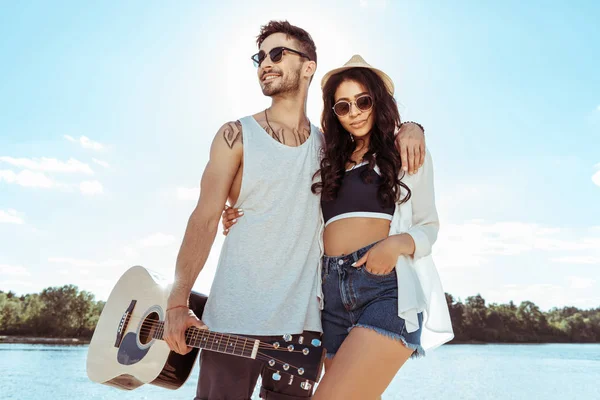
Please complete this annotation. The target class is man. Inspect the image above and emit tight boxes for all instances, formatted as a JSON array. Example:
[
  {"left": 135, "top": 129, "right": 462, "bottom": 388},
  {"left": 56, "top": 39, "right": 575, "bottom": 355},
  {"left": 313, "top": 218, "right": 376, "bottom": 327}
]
[{"left": 164, "top": 20, "right": 425, "bottom": 400}]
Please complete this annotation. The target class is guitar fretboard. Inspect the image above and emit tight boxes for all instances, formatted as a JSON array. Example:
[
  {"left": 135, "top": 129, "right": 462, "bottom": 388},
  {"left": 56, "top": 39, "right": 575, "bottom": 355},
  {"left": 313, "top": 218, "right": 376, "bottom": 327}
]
[{"left": 152, "top": 321, "right": 258, "bottom": 358}]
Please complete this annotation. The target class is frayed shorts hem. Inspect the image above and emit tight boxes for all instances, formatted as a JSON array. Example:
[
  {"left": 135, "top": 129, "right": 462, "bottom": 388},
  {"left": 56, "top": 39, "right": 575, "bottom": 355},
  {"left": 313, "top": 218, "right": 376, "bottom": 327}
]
[{"left": 348, "top": 323, "right": 425, "bottom": 359}]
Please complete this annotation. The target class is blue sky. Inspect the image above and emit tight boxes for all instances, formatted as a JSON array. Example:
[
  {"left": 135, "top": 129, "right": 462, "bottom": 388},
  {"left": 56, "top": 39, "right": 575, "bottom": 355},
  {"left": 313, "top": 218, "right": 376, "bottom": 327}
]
[{"left": 1, "top": 0, "right": 599, "bottom": 310}]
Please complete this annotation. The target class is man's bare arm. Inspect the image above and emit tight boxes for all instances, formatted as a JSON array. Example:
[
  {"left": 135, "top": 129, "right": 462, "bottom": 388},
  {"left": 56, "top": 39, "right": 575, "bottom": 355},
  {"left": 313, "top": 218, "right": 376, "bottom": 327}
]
[
  {"left": 169, "top": 121, "right": 242, "bottom": 302},
  {"left": 164, "top": 121, "right": 242, "bottom": 354}
]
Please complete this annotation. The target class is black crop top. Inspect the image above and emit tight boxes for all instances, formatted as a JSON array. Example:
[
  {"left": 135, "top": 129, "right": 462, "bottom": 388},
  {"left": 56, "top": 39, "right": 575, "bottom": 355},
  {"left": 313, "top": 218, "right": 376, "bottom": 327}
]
[{"left": 321, "top": 162, "right": 395, "bottom": 227}]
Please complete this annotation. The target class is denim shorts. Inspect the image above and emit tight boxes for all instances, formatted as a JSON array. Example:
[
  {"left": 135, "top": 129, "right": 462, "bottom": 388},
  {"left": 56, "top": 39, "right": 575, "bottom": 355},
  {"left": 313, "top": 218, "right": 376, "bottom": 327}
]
[{"left": 321, "top": 241, "right": 424, "bottom": 359}]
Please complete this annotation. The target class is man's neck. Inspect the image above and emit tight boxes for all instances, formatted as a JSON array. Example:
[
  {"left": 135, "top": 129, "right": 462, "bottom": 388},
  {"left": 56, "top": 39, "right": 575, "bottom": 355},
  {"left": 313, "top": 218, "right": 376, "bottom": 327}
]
[{"left": 267, "top": 93, "right": 309, "bottom": 129}]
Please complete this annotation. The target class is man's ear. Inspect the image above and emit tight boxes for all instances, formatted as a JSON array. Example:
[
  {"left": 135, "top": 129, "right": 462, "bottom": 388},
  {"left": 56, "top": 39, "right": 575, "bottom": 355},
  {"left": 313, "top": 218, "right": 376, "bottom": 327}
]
[{"left": 304, "top": 60, "right": 317, "bottom": 79}]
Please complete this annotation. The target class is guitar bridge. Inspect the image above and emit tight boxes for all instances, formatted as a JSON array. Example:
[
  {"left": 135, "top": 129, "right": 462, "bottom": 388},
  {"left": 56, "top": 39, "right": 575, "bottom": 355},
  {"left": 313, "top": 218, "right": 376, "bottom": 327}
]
[{"left": 114, "top": 300, "right": 137, "bottom": 347}]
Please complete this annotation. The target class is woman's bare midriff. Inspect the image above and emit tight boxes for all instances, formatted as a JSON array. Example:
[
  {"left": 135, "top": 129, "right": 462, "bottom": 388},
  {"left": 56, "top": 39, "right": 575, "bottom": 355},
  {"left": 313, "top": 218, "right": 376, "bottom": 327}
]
[{"left": 323, "top": 217, "right": 391, "bottom": 256}]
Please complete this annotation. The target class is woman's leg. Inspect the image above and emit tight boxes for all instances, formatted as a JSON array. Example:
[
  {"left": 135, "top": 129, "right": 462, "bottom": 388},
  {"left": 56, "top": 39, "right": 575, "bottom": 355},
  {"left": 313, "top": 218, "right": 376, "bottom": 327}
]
[
  {"left": 313, "top": 327, "right": 413, "bottom": 400},
  {"left": 321, "top": 357, "right": 382, "bottom": 400}
]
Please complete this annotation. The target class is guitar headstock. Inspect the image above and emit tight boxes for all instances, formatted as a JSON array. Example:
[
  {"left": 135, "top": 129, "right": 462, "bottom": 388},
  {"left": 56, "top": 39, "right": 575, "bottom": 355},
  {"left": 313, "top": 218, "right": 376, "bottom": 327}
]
[{"left": 257, "top": 333, "right": 325, "bottom": 388}]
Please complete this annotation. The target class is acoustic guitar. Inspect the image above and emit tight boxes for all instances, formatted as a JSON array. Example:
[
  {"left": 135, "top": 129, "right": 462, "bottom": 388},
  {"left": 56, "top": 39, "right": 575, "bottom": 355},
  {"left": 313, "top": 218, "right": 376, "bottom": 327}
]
[{"left": 86, "top": 266, "right": 325, "bottom": 392}]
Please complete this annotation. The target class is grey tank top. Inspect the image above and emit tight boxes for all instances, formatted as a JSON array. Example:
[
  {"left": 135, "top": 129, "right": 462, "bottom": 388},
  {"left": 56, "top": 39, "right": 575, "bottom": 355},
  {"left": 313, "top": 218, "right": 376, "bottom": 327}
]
[{"left": 202, "top": 115, "right": 323, "bottom": 335}]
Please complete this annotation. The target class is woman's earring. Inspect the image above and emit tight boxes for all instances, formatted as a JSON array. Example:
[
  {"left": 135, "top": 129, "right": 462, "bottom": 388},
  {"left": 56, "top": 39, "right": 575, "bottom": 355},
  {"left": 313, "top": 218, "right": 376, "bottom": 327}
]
[{"left": 349, "top": 133, "right": 354, "bottom": 142}]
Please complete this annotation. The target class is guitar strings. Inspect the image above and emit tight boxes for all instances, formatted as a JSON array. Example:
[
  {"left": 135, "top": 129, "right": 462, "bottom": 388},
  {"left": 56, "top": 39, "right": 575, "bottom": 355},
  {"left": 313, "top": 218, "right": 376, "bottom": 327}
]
[
  {"left": 130, "top": 316, "right": 314, "bottom": 352},
  {"left": 146, "top": 324, "right": 308, "bottom": 353},
  {"left": 124, "top": 319, "right": 311, "bottom": 374},
  {"left": 122, "top": 315, "right": 317, "bottom": 354}
]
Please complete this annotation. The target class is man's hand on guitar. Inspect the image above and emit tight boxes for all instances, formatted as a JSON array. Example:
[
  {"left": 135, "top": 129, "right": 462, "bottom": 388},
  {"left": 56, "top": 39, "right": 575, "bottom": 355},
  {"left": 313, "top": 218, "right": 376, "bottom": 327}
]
[{"left": 164, "top": 305, "right": 207, "bottom": 355}]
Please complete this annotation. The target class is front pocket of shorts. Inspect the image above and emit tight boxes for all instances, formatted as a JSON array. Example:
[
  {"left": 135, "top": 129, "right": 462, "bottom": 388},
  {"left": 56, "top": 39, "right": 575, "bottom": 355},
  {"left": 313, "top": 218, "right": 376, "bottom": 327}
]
[{"left": 360, "top": 266, "right": 396, "bottom": 280}]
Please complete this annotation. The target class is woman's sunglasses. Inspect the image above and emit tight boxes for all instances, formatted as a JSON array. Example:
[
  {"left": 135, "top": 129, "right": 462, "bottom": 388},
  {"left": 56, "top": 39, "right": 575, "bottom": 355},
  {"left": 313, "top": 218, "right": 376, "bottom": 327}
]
[
  {"left": 251, "top": 46, "right": 311, "bottom": 68},
  {"left": 332, "top": 94, "right": 374, "bottom": 117}
]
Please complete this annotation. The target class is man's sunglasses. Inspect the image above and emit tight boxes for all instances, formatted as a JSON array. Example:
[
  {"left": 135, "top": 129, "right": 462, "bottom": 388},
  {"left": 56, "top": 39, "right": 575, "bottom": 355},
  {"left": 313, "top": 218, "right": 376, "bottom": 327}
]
[
  {"left": 332, "top": 94, "right": 374, "bottom": 117},
  {"left": 251, "top": 46, "right": 311, "bottom": 68}
]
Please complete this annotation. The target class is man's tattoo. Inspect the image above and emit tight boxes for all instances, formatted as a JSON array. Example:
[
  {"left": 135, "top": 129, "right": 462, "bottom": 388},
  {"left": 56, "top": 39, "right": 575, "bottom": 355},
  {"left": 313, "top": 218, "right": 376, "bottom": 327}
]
[
  {"left": 262, "top": 123, "right": 310, "bottom": 146},
  {"left": 292, "top": 127, "right": 310, "bottom": 146},
  {"left": 263, "top": 124, "right": 285, "bottom": 144},
  {"left": 223, "top": 120, "right": 243, "bottom": 149}
]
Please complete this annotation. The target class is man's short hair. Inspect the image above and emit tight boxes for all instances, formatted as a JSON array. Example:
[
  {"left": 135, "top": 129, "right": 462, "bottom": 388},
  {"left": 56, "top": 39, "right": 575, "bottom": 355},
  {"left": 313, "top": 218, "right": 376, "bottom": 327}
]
[{"left": 256, "top": 20, "right": 317, "bottom": 65}]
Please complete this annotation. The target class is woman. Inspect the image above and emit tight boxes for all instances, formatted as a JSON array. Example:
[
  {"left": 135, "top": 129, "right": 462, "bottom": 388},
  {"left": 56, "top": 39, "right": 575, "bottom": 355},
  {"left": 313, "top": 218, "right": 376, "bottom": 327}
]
[{"left": 224, "top": 55, "right": 453, "bottom": 399}]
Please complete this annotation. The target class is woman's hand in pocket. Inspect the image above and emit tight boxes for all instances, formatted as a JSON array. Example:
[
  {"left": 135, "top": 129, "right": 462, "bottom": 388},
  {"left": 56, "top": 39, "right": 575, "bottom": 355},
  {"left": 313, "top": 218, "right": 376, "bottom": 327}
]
[{"left": 353, "top": 236, "right": 406, "bottom": 275}]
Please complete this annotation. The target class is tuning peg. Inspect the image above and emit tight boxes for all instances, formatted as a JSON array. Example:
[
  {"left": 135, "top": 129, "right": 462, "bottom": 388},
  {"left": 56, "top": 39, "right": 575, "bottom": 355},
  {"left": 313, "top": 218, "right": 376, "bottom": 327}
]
[
  {"left": 298, "top": 368, "right": 305, "bottom": 375},
  {"left": 311, "top": 338, "right": 322, "bottom": 347},
  {"left": 283, "top": 334, "right": 292, "bottom": 342},
  {"left": 283, "top": 363, "right": 290, "bottom": 371},
  {"left": 268, "top": 359, "right": 275, "bottom": 367},
  {"left": 287, "top": 345, "right": 294, "bottom": 351},
  {"left": 272, "top": 372, "right": 281, "bottom": 381},
  {"left": 298, "top": 336, "right": 304, "bottom": 344},
  {"left": 273, "top": 342, "right": 280, "bottom": 349},
  {"left": 302, "top": 348, "right": 309, "bottom": 355},
  {"left": 300, "top": 381, "right": 312, "bottom": 390}
]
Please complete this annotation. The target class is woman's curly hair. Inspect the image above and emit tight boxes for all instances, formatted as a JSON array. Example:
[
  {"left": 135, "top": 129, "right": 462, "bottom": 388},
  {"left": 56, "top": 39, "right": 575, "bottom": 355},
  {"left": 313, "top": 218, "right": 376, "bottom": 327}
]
[{"left": 311, "top": 68, "right": 411, "bottom": 206}]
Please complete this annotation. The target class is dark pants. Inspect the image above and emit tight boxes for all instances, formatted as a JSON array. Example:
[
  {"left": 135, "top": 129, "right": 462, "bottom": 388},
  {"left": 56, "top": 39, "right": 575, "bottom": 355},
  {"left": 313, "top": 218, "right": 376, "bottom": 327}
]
[{"left": 194, "top": 331, "right": 321, "bottom": 400}]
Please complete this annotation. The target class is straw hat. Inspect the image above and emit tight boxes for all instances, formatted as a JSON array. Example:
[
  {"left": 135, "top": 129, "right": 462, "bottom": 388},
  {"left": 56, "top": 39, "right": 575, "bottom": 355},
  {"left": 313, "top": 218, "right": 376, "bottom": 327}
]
[{"left": 320, "top": 54, "right": 395, "bottom": 95}]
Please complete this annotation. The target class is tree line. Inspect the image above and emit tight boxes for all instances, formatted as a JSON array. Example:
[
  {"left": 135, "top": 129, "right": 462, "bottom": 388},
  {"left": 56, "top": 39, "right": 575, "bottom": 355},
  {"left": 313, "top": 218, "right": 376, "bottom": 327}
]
[
  {"left": 1, "top": 285, "right": 598, "bottom": 341},
  {"left": 0, "top": 285, "right": 104, "bottom": 338},
  {"left": 446, "top": 293, "right": 600, "bottom": 343}
]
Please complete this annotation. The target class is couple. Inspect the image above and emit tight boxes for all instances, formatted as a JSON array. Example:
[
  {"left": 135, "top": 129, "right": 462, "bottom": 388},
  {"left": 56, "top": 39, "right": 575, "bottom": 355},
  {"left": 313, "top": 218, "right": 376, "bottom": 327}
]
[{"left": 164, "top": 20, "right": 453, "bottom": 400}]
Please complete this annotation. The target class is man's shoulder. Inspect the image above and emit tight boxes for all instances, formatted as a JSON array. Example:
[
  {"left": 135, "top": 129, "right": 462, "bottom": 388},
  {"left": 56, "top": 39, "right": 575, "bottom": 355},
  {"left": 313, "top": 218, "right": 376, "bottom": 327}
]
[
  {"left": 217, "top": 120, "right": 243, "bottom": 150},
  {"left": 217, "top": 114, "right": 261, "bottom": 134}
]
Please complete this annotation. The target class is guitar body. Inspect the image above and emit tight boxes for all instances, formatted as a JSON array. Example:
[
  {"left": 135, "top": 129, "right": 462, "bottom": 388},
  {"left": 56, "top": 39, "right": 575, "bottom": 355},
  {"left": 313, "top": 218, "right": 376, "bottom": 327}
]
[
  {"left": 87, "top": 265, "right": 206, "bottom": 390},
  {"left": 87, "top": 266, "right": 324, "bottom": 392}
]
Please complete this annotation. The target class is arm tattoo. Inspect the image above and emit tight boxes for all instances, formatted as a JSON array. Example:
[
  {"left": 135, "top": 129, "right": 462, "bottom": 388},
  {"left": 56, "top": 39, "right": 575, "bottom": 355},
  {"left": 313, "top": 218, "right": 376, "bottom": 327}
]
[{"left": 222, "top": 120, "right": 243, "bottom": 149}]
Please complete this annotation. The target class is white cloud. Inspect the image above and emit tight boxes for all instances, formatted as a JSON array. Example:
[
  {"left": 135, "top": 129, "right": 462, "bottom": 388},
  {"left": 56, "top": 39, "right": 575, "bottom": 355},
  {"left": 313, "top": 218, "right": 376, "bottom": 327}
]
[
  {"left": 593, "top": 170, "right": 600, "bottom": 187},
  {"left": 0, "top": 169, "right": 56, "bottom": 188},
  {"left": 64, "top": 135, "right": 104, "bottom": 150},
  {"left": 177, "top": 186, "right": 200, "bottom": 201},
  {"left": 0, "top": 280, "right": 37, "bottom": 293},
  {"left": 123, "top": 246, "right": 139, "bottom": 258},
  {"left": 488, "top": 283, "right": 571, "bottom": 310},
  {"left": 487, "top": 283, "right": 600, "bottom": 310},
  {"left": 92, "top": 158, "right": 110, "bottom": 168},
  {"left": 1, "top": 169, "right": 103, "bottom": 195},
  {"left": 550, "top": 256, "right": 600, "bottom": 265},
  {"left": 48, "top": 257, "right": 124, "bottom": 269},
  {"left": 137, "top": 233, "right": 177, "bottom": 248},
  {"left": 79, "top": 180, "right": 104, "bottom": 195},
  {"left": 123, "top": 233, "right": 179, "bottom": 259},
  {"left": 568, "top": 276, "right": 596, "bottom": 289},
  {"left": 434, "top": 220, "right": 600, "bottom": 269},
  {"left": 0, "top": 264, "right": 31, "bottom": 277},
  {"left": 359, "top": 0, "right": 388, "bottom": 8},
  {"left": 597, "top": 105, "right": 600, "bottom": 112},
  {"left": 0, "top": 209, "right": 24, "bottom": 224},
  {"left": 0, "top": 156, "right": 93, "bottom": 174}
]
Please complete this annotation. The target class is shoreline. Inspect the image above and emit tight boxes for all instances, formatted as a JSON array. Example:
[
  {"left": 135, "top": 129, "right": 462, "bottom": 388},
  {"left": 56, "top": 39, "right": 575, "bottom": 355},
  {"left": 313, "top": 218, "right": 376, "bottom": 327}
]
[
  {"left": 448, "top": 340, "right": 599, "bottom": 345},
  {"left": 0, "top": 335, "right": 90, "bottom": 345},
  {"left": 1, "top": 335, "right": 596, "bottom": 346}
]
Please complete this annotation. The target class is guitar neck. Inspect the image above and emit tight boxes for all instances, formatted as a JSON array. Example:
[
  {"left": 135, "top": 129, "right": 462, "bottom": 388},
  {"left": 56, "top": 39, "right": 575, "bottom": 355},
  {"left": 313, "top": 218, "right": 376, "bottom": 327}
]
[{"left": 153, "top": 321, "right": 259, "bottom": 359}]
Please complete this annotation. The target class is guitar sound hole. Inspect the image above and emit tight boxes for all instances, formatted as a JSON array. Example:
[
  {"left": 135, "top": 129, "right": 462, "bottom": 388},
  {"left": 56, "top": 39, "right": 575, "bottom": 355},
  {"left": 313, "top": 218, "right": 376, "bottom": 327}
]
[{"left": 139, "top": 311, "right": 159, "bottom": 345}]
